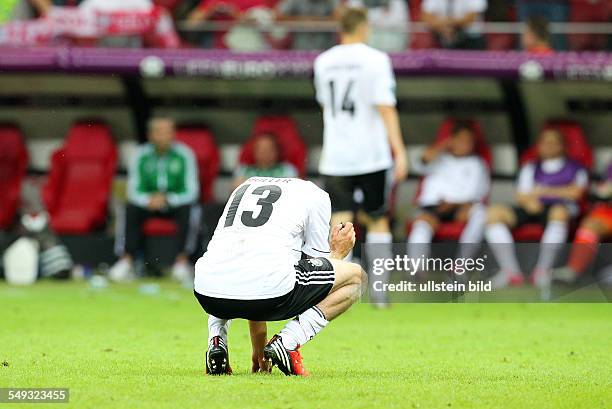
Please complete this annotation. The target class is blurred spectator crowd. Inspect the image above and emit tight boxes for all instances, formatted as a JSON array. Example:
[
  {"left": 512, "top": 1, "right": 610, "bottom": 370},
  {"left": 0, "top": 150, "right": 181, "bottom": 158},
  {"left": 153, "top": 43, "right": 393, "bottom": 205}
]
[{"left": 0, "top": 0, "right": 610, "bottom": 51}]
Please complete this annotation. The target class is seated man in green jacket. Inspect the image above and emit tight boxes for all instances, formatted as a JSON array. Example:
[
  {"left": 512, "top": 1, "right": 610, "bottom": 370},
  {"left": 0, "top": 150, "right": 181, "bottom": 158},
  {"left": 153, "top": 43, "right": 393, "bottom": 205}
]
[{"left": 110, "top": 117, "right": 200, "bottom": 282}]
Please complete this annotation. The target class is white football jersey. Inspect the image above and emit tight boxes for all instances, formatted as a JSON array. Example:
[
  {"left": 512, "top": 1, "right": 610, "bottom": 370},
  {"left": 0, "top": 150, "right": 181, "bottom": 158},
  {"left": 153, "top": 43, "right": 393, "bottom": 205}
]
[
  {"left": 194, "top": 177, "right": 332, "bottom": 300},
  {"left": 415, "top": 154, "right": 490, "bottom": 206},
  {"left": 314, "top": 43, "right": 397, "bottom": 176},
  {"left": 79, "top": 0, "right": 152, "bottom": 11}
]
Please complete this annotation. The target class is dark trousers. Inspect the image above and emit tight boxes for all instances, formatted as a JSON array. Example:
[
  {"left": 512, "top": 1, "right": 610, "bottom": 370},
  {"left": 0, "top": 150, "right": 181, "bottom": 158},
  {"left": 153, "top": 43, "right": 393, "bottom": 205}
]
[{"left": 125, "top": 204, "right": 193, "bottom": 257}]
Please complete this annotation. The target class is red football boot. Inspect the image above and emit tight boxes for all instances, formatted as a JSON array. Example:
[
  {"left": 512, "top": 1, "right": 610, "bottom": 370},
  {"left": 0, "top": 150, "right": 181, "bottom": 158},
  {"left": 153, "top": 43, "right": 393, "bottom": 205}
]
[{"left": 263, "top": 335, "right": 308, "bottom": 376}]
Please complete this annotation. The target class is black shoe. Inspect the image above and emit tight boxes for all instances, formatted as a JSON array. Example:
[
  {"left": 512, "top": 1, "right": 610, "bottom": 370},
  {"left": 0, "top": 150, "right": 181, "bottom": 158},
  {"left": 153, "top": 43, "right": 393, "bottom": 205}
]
[
  {"left": 206, "top": 336, "right": 231, "bottom": 375},
  {"left": 263, "top": 335, "right": 307, "bottom": 376}
]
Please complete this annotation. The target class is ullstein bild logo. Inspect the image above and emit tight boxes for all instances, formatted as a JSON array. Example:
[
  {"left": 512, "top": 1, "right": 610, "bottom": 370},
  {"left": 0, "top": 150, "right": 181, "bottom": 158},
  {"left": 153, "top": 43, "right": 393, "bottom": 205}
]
[{"left": 371, "top": 279, "right": 492, "bottom": 293}]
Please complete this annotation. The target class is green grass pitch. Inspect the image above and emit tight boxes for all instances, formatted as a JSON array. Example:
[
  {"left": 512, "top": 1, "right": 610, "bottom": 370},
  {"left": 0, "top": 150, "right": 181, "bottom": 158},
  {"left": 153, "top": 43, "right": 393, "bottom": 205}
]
[{"left": 1, "top": 281, "right": 610, "bottom": 409}]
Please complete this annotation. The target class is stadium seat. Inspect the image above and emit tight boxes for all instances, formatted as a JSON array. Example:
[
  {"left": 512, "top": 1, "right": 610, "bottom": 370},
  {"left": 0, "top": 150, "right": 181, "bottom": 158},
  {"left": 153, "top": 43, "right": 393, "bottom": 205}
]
[
  {"left": 408, "top": 0, "right": 437, "bottom": 49},
  {"left": 405, "top": 118, "right": 492, "bottom": 241},
  {"left": 568, "top": 0, "right": 610, "bottom": 51},
  {"left": 492, "top": 144, "right": 518, "bottom": 176},
  {"left": 142, "top": 126, "right": 220, "bottom": 237},
  {"left": 485, "top": 4, "right": 517, "bottom": 51},
  {"left": 42, "top": 121, "right": 117, "bottom": 234},
  {"left": 512, "top": 120, "right": 592, "bottom": 241},
  {"left": 152, "top": 0, "right": 182, "bottom": 12},
  {"left": 177, "top": 126, "right": 220, "bottom": 203},
  {"left": 238, "top": 115, "right": 307, "bottom": 177},
  {"left": 486, "top": 34, "right": 516, "bottom": 51},
  {"left": 142, "top": 216, "right": 178, "bottom": 236},
  {"left": 594, "top": 147, "right": 612, "bottom": 176},
  {"left": 0, "top": 124, "right": 28, "bottom": 230}
]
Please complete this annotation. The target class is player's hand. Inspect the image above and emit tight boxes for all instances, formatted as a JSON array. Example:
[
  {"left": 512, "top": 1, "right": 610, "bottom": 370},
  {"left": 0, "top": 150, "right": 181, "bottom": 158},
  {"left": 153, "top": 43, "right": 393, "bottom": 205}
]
[
  {"left": 330, "top": 222, "right": 356, "bottom": 260},
  {"left": 393, "top": 152, "right": 409, "bottom": 183},
  {"left": 248, "top": 321, "right": 269, "bottom": 373},
  {"left": 251, "top": 351, "right": 271, "bottom": 373},
  {"left": 148, "top": 193, "right": 167, "bottom": 211},
  {"left": 436, "top": 202, "right": 455, "bottom": 214},
  {"left": 524, "top": 197, "right": 543, "bottom": 214},
  {"left": 531, "top": 185, "right": 549, "bottom": 198},
  {"left": 439, "top": 22, "right": 456, "bottom": 42}
]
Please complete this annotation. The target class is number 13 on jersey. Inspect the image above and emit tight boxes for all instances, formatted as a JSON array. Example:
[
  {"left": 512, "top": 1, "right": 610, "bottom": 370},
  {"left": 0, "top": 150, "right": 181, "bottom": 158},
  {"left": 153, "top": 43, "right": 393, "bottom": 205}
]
[{"left": 224, "top": 184, "right": 283, "bottom": 228}]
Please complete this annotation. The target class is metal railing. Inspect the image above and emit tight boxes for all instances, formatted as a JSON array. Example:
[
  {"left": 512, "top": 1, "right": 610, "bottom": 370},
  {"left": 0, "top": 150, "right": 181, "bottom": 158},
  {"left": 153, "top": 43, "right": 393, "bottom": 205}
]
[{"left": 177, "top": 21, "right": 612, "bottom": 35}]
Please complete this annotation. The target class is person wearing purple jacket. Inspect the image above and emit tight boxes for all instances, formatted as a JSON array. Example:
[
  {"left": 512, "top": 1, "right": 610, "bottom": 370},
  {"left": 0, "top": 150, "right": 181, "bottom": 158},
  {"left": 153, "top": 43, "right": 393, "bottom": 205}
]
[{"left": 484, "top": 128, "right": 589, "bottom": 288}]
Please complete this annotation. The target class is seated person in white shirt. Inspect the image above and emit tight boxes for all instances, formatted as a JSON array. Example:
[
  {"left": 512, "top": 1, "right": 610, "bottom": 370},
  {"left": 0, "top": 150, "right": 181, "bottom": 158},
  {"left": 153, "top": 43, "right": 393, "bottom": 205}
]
[
  {"left": 407, "top": 121, "right": 490, "bottom": 271},
  {"left": 421, "top": 0, "right": 487, "bottom": 49}
]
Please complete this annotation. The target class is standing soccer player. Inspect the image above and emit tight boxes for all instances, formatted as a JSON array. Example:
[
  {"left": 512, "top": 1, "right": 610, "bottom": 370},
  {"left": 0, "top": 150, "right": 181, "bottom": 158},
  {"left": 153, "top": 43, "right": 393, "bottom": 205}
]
[
  {"left": 194, "top": 177, "right": 365, "bottom": 376},
  {"left": 314, "top": 8, "right": 408, "bottom": 305}
]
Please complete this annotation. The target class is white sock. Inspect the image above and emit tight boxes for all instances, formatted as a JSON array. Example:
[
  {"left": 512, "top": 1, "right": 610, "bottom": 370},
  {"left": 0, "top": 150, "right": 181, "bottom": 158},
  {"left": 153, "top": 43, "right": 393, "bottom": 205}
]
[
  {"left": 280, "top": 306, "right": 329, "bottom": 350},
  {"left": 457, "top": 204, "right": 486, "bottom": 259},
  {"left": 535, "top": 221, "right": 568, "bottom": 272},
  {"left": 485, "top": 223, "right": 521, "bottom": 275},
  {"left": 366, "top": 231, "right": 393, "bottom": 245},
  {"left": 208, "top": 315, "right": 230, "bottom": 345},
  {"left": 366, "top": 231, "right": 393, "bottom": 302},
  {"left": 366, "top": 231, "right": 393, "bottom": 259},
  {"left": 407, "top": 220, "right": 433, "bottom": 261}
]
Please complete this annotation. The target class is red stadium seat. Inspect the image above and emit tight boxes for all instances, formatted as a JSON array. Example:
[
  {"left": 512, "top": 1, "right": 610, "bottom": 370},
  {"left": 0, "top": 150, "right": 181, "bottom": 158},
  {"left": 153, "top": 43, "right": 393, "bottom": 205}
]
[
  {"left": 512, "top": 120, "right": 592, "bottom": 241},
  {"left": 409, "top": 0, "right": 437, "bottom": 49},
  {"left": 0, "top": 124, "right": 28, "bottom": 229},
  {"left": 176, "top": 126, "right": 220, "bottom": 203},
  {"left": 486, "top": 33, "right": 515, "bottom": 51},
  {"left": 238, "top": 115, "right": 307, "bottom": 177},
  {"left": 486, "top": 4, "right": 517, "bottom": 51},
  {"left": 42, "top": 121, "right": 117, "bottom": 234},
  {"left": 152, "top": 0, "right": 182, "bottom": 12},
  {"left": 142, "top": 218, "right": 178, "bottom": 236},
  {"left": 568, "top": 0, "right": 610, "bottom": 51},
  {"left": 142, "top": 126, "right": 220, "bottom": 237},
  {"left": 406, "top": 118, "right": 492, "bottom": 241},
  {"left": 432, "top": 222, "right": 468, "bottom": 241}
]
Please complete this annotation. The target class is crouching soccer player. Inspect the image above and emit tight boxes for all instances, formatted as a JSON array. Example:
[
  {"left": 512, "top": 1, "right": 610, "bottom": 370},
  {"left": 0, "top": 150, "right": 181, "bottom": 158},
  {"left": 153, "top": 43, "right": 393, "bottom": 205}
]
[{"left": 193, "top": 177, "right": 365, "bottom": 376}]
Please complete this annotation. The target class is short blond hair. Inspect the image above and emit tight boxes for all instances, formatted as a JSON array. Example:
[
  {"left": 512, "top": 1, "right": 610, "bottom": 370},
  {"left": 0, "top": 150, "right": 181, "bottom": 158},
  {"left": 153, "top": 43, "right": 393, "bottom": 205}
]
[{"left": 340, "top": 7, "right": 368, "bottom": 34}]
